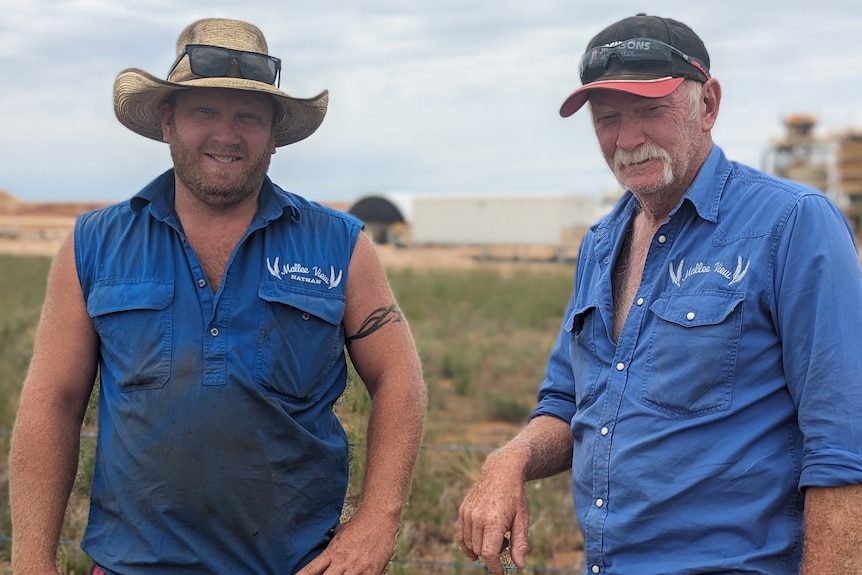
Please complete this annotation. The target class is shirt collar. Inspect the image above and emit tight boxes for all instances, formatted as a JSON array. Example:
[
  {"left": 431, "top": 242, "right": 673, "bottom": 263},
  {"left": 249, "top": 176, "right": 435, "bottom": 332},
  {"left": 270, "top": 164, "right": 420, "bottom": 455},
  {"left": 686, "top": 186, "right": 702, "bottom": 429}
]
[
  {"left": 591, "top": 144, "right": 731, "bottom": 250},
  {"left": 598, "top": 144, "right": 729, "bottom": 230},
  {"left": 683, "top": 144, "right": 730, "bottom": 224},
  {"left": 129, "top": 169, "right": 300, "bottom": 224}
]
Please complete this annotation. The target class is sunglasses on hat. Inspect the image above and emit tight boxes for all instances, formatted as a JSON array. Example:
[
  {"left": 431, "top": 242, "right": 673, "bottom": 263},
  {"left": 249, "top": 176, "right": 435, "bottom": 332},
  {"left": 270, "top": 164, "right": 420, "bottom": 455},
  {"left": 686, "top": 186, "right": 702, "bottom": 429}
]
[
  {"left": 168, "top": 44, "right": 282, "bottom": 87},
  {"left": 580, "top": 37, "right": 709, "bottom": 85}
]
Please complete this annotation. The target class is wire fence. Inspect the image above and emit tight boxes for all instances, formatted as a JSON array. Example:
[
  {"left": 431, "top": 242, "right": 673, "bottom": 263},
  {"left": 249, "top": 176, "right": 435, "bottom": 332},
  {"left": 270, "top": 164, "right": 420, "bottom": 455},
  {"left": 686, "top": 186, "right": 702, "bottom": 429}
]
[
  {"left": 0, "top": 547, "right": 583, "bottom": 575},
  {"left": 0, "top": 430, "right": 583, "bottom": 575}
]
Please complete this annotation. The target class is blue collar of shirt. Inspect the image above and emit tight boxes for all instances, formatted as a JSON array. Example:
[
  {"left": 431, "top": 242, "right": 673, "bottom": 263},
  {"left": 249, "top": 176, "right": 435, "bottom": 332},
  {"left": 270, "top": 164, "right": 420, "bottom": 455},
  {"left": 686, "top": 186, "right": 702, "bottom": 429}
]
[
  {"left": 129, "top": 169, "right": 301, "bottom": 226},
  {"left": 594, "top": 144, "right": 732, "bottom": 236},
  {"left": 685, "top": 144, "right": 733, "bottom": 224}
]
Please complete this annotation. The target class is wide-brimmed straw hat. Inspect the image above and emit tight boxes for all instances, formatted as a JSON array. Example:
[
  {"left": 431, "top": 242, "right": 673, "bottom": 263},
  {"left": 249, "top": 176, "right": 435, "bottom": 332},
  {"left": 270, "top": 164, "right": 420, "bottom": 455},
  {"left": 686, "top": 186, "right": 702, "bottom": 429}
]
[{"left": 113, "top": 18, "right": 328, "bottom": 147}]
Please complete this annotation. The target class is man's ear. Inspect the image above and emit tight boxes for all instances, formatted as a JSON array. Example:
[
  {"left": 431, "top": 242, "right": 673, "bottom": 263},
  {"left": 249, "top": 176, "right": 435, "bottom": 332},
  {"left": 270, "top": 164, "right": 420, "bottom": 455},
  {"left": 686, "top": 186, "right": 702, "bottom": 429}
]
[
  {"left": 158, "top": 100, "right": 174, "bottom": 142},
  {"left": 701, "top": 78, "right": 721, "bottom": 132}
]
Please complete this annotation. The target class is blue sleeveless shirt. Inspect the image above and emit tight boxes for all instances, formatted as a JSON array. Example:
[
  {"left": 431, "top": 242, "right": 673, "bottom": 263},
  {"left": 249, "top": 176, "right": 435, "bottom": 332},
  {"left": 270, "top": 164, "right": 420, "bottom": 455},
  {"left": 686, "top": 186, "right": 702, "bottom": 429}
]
[{"left": 76, "top": 170, "right": 363, "bottom": 574}]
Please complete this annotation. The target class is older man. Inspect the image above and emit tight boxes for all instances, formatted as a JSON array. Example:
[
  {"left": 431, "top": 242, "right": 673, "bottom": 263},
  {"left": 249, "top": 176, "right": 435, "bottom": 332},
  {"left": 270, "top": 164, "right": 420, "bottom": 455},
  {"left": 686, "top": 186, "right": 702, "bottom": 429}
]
[{"left": 458, "top": 14, "right": 862, "bottom": 575}]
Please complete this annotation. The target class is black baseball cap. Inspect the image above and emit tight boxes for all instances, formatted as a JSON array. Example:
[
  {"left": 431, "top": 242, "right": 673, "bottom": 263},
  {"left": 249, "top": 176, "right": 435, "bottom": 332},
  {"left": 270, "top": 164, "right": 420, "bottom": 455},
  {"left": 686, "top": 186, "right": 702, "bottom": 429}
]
[{"left": 560, "top": 14, "right": 711, "bottom": 117}]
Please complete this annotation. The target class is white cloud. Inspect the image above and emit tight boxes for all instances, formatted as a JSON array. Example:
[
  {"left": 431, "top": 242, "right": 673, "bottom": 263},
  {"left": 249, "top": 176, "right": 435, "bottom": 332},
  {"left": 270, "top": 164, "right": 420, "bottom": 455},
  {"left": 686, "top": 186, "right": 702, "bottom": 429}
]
[{"left": 1, "top": 0, "right": 860, "bottom": 202}]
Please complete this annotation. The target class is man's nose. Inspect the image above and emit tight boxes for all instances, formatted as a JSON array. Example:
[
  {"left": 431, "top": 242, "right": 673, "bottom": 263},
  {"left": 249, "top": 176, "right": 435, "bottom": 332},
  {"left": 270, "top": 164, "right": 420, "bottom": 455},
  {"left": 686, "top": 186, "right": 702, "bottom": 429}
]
[{"left": 615, "top": 115, "right": 647, "bottom": 151}]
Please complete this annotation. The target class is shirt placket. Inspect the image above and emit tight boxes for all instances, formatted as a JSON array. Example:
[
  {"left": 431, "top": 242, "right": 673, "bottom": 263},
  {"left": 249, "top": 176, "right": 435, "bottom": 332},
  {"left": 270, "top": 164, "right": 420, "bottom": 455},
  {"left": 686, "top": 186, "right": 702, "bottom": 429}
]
[
  {"left": 179, "top": 235, "right": 228, "bottom": 387},
  {"left": 583, "top": 223, "right": 675, "bottom": 574}
]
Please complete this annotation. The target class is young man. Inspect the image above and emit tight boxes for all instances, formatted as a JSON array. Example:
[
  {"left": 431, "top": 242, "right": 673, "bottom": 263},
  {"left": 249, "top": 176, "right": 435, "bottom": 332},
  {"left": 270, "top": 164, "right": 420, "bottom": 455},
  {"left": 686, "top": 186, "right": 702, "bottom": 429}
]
[
  {"left": 10, "top": 18, "right": 426, "bottom": 575},
  {"left": 458, "top": 14, "right": 862, "bottom": 575}
]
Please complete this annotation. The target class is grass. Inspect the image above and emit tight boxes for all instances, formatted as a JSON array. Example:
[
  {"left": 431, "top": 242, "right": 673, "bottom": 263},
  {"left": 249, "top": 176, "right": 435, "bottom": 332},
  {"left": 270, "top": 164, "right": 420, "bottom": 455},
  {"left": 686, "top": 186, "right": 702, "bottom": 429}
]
[
  {"left": 0, "top": 254, "right": 53, "bottom": 566},
  {"left": 0, "top": 252, "right": 583, "bottom": 574}
]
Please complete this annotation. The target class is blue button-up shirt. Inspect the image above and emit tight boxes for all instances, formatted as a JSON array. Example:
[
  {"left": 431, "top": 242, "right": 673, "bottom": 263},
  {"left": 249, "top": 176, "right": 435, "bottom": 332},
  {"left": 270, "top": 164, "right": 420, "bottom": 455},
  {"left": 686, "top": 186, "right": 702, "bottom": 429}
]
[
  {"left": 76, "top": 170, "right": 363, "bottom": 574},
  {"left": 534, "top": 146, "right": 862, "bottom": 574}
]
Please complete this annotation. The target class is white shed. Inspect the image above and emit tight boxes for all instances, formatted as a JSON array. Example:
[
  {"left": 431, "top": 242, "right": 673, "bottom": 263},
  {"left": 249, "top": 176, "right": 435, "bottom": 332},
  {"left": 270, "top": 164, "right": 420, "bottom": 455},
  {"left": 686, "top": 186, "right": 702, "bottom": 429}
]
[{"left": 410, "top": 192, "right": 608, "bottom": 249}]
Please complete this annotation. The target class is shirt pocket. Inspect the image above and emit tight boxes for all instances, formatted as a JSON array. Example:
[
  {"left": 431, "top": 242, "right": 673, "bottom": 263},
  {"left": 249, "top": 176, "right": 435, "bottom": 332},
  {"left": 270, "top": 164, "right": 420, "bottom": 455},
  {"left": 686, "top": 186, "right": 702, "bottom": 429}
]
[
  {"left": 566, "top": 303, "right": 602, "bottom": 410},
  {"left": 641, "top": 290, "right": 745, "bottom": 419},
  {"left": 87, "top": 279, "right": 174, "bottom": 391},
  {"left": 255, "top": 282, "right": 346, "bottom": 403}
]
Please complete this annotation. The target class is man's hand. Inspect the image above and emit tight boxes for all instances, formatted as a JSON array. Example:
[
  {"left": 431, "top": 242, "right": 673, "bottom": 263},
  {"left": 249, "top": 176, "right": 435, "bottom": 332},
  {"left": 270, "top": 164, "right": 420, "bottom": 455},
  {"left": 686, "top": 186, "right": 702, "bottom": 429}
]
[
  {"left": 456, "top": 416, "right": 574, "bottom": 575},
  {"left": 457, "top": 454, "right": 530, "bottom": 575},
  {"left": 295, "top": 515, "right": 398, "bottom": 575}
]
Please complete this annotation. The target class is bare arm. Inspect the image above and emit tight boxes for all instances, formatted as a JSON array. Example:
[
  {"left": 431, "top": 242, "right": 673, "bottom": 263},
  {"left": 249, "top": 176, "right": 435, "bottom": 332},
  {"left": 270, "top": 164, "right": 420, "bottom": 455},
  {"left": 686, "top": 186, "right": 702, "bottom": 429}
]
[
  {"left": 801, "top": 484, "right": 862, "bottom": 574},
  {"left": 297, "top": 232, "right": 426, "bottom": 575},
  {"left": 9, "top": 234, "right": 99, "bottom": 575},
  {"left": 458, "top": 414, "right": 573, "bottom": 575}
]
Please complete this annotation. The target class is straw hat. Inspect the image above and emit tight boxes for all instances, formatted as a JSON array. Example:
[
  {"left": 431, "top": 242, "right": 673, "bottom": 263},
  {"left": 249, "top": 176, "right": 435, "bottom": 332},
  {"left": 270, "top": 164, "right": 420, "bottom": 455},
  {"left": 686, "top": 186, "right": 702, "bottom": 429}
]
[{"left": 113, "top": 18, "right": 328, "bottom": 147}]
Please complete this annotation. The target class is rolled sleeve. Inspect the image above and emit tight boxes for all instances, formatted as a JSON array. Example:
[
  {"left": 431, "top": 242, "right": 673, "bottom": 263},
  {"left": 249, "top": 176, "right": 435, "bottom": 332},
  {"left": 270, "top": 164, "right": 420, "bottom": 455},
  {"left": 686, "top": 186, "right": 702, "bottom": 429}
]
[
  {"left": 531, "top": 298, "right": 577, "bottom": 425},
  {"left": 774, "top": 193, "right": 862, "bottom": 489}
]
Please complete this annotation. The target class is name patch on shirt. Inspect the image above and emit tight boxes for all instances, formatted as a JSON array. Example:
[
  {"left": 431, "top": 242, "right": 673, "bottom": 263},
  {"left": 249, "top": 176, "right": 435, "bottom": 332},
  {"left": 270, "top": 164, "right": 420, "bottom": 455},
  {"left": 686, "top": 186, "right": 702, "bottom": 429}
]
[
  {"left": 669, "top": 256, "right": 750, "bottom": 287},
  {"left": 266, "top": 257, "right": 343, "bottom": 290}
]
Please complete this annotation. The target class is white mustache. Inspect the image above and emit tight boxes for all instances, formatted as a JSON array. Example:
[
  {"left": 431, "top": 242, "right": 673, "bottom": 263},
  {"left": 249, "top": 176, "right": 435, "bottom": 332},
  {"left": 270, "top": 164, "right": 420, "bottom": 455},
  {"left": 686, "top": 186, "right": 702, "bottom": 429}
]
[{"left": 614, "top": 144, "right": 671, "bottom": 171}]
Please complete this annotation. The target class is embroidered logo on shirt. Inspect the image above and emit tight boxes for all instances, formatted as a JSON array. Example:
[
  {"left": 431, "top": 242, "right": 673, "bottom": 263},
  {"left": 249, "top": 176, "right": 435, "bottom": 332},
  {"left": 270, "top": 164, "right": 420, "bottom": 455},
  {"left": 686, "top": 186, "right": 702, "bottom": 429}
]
[
  {"left": 266, "top": 257, "right": 343, "bottom": 290},
  {"left": 669, "top": 256, "right": 750, "bottom": 287}
]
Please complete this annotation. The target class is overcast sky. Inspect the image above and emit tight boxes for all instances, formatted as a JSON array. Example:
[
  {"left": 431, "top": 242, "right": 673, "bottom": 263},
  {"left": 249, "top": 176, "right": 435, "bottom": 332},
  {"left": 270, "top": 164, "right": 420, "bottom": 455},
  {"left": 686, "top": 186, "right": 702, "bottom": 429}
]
[{"left": 2, "top": 0, "right": 860, "bottom": 204}]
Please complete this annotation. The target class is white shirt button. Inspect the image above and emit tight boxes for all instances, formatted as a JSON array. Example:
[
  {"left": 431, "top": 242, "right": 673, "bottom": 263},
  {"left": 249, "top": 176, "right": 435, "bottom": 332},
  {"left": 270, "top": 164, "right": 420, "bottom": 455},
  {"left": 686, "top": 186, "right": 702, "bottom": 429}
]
[
  {"left": 686, "top": 311, "right": 696, "bottom": 321},
  {"left": 601, "top": 427, "right": 609, "bottom": 436},
  {"left": 210, "top": 328, "right": 219, "bottom": 337},
  {"left": 636, "top": 297, "right": 644, "bottom": 306},
  {"left": 596, "top": 498, "right": 604, "bottom": 507},
  {"left": 658, "top": 235, "right": 667, "bottom": 244},
  {"left": 616, "top": 362, "right": 625, "bottom": 371},
  {"left": 198, "top": 278, "right": 207, "bottom": 288},
  {"left": 592, "top": 565, "right": 600, "bottom": 574}
]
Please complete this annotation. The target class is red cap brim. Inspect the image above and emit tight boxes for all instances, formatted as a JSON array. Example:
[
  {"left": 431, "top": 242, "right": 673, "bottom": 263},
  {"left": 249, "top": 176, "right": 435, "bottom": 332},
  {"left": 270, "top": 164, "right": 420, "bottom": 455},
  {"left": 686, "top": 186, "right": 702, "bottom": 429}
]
[{"left": 559, "top": 76, "right": 685, "bottom": 117}]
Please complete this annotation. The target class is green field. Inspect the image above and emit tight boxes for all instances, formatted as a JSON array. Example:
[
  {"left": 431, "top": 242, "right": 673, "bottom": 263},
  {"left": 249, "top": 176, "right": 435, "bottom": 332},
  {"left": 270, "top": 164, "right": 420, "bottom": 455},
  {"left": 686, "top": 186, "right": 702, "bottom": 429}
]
[{"left": 0, "top": 252, "right": 584, "bottom": 574}]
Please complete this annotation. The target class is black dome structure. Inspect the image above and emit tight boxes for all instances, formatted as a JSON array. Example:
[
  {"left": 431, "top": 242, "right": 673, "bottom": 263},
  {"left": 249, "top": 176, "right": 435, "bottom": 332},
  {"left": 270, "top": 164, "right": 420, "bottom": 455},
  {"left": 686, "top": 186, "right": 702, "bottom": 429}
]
[{"left": 348, "top": 194, "right": 411, "bottom": 244}]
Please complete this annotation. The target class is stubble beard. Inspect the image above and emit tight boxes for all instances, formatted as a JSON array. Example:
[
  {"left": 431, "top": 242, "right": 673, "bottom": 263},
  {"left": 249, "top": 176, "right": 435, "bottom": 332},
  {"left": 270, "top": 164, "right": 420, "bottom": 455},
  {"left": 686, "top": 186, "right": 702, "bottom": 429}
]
[{"left": 170, "top": 137, "right": 272, "bottom": 210}]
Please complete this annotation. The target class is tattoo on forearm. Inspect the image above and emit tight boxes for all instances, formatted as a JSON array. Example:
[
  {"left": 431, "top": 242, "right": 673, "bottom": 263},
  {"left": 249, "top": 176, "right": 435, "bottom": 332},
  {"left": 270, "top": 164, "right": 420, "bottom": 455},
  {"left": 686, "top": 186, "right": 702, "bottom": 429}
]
[{"left": 345, "top": 304, "right": 404, "bottom": 347}]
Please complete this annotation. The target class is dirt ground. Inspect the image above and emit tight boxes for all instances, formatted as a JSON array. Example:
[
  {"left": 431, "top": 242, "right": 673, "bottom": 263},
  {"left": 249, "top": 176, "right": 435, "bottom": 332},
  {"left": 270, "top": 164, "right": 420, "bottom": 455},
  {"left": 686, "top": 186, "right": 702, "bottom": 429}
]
[
  {"left": 0, "top": 191, "right": 583, "bottom": 268},
  {"left": 0, "top": 209, "right": 575, "bottom": 272},
  {"left": 0, "top": 233, "right": 528, "bottom": 271}
]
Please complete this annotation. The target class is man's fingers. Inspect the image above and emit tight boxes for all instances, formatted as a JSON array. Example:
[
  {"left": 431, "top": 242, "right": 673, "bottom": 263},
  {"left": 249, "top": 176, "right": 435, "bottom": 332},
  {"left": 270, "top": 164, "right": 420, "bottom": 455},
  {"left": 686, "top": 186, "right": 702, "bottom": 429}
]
[
  {"left": 295, "top": 551, "right": 329, "bottom": 575},
  {"left": 509, "top": 510, "right": 530, "bottom": 568},
  {"left": 476, "top": 524, "right": 510, "bottom": 575},
  {"left": 456, "top": 504, "right": 479, "bottom": 559},
  {"left": 458, "top": 482, "right": 528, "bottom": 572},
  {"left": 481, "top": 551, "right": 507, "bottom": 575}
]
